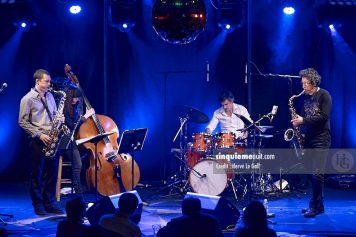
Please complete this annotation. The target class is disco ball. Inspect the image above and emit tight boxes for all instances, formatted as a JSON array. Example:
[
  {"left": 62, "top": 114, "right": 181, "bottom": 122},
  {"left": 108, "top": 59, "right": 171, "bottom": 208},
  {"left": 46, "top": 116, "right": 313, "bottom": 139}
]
[{"left": 152, "top": 0, "right": 207, "bottom": 44}]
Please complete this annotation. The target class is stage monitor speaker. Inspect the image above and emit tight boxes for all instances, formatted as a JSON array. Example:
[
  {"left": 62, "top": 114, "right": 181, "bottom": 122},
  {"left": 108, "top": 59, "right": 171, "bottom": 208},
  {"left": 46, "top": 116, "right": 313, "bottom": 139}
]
[
  {"left": 184, "top": 192, "right": 240, "bottom": 230},
  {"left": 86, "top": 190, "right": 143, "bottom": 226}
]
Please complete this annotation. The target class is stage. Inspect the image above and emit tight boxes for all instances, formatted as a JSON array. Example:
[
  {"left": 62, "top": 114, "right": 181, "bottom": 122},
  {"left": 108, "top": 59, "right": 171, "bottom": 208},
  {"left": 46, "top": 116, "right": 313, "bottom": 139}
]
[{"left": 1, "top": 181, "right": 356, "bottom": 237}]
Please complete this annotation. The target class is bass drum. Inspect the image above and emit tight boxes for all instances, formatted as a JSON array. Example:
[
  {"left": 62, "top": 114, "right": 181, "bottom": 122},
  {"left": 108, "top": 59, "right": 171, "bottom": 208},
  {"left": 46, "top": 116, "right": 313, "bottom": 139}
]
[{"left": 189, "top": 159, "right": 228, "bottom": 196}]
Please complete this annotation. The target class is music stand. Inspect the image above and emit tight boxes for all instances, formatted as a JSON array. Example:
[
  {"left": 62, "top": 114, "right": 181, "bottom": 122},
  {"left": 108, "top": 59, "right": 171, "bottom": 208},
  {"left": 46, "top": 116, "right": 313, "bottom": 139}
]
[
  {"left": 76, "top": 131, "right": 116, "bottom": 200},
  {"left": 118, "top": 128, "right": 148, "bottom": 190}
]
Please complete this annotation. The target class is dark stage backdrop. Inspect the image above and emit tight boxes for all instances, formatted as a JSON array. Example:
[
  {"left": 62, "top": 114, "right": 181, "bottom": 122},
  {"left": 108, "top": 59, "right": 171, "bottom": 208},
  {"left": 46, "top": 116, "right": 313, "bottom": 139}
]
[{"left": 0, "top": 1, "right": 355, "bottom": 181}]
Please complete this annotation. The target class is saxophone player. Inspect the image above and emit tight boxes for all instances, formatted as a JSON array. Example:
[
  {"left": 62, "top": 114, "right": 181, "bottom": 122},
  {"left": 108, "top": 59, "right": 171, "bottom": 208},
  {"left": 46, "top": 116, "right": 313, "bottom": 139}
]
[
  {"left": 19, "top": 69, "right": 65, "bottom": 215},
  {"left": 291, "top": 68, "right": 332, "bottom": 218}
]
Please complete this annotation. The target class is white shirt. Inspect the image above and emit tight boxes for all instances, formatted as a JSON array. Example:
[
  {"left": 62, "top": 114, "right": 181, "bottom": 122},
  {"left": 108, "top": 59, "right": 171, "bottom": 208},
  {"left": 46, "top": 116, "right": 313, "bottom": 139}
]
[{"left": 206, "top": 103, "right": 252, "bottom": 139}]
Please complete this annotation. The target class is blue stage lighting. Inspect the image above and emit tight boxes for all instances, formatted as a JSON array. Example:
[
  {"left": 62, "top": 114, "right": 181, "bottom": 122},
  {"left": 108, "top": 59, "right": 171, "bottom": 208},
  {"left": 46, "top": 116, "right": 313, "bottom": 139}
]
[
  {"left": 117, "top": 21, "right": 135, "bottom": 32},
  {"left": 283, "top": 7, "right": 295, "bottom": 15},
  {"left": 13, "top": 20, "right": 36, "bottom": 31},
  {"left": 218, "top": 19, "right": 236, "bottom": 33},
  {"left": 329, "top": 24, "right": 335, "bottom": 30},
  {"left": 69, "top": 5, "right": 81, "bottom": 14}
]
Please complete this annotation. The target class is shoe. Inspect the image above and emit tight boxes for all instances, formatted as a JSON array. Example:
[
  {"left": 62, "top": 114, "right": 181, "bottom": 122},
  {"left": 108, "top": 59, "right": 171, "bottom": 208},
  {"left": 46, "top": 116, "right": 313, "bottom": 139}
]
[
  {"left": 302, "top": 206, "right": 324, "bottom": 214},
  {"left": 45, "top": 205, "right": 64, "bottom": 214},
  {"left": 34, "top": 206, "right": 46, "bottom": 216},
  {"left": 303, "top": 207, "right": 324, "bottom": 218}
]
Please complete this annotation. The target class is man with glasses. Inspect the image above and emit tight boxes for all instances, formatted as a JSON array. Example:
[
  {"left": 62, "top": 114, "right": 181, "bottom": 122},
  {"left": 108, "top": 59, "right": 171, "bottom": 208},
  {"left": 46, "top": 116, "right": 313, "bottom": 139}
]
[
  {"left": 291, "top": 68, "right": 332, "bottom": 217},
  {"left": 19, "top": 69, "right": 64, "bottom": 215}
]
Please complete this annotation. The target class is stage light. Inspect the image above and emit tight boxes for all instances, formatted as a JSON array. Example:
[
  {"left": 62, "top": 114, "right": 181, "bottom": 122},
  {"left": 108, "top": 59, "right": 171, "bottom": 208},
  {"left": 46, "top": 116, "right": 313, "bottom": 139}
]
[
  {"left": 283, "top": 6, "right": 295, "bottom": 15},
  {"left": 110, "top": 0, "right": 137, "bottom": 33},
  {"left": 69, "top": 5, "right": 81, "bottom": 14},
  {"left": 218, "top": 19, "right": 236, "bottom": 33},
  {"left": 329, "top": 24, "right": 335, "bottom": 30},
  {"left": 117, "top": 21, "right": 135, "bottom": 33},
  {"left": 13, "top": 20, "right": 37, "bottom": 31}
]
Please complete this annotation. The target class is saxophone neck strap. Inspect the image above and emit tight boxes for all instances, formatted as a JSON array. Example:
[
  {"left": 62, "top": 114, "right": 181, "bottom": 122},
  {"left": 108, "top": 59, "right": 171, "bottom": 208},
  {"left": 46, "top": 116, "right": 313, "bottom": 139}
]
[{"left": 35, "top": 88, "right": 53, "bottom": 122}]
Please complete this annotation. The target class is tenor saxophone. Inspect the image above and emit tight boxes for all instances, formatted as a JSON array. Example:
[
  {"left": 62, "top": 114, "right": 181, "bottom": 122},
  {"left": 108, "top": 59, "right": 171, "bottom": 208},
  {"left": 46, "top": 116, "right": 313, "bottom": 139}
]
[
  {"left": 284, "top": 90, "right": 305, "bottom": 156},
  {"left": 42, "top": 89, "right": 70, "bottom": 158}
]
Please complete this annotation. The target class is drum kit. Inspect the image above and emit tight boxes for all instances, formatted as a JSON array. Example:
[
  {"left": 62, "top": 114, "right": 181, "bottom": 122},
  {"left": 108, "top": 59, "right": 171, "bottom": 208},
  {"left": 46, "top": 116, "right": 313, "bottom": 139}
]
[{"left": 167, "top": 105, "right": 275, "bottom": 200}]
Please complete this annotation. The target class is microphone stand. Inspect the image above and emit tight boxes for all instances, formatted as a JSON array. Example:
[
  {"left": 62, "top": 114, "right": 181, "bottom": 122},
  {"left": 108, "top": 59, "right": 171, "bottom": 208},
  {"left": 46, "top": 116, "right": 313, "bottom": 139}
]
[{"left": 251, "top": 72, "right": 300, "bottom": 98}]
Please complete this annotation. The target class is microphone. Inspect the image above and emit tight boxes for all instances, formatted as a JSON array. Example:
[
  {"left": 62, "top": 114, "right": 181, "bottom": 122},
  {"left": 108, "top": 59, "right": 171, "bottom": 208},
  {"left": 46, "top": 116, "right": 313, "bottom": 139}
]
[
  {"left": 244, "top": 63, "right": 248, "bottom": 83},
  {"left": 200, "top": 174, "right": 207, "bottom": 179},
  {"left": 0, "top": 82, "right": 8, "bottom": 94},
  {"left": 270, "top": 105, "right": 278, "bottom": 122},
  {"left": 206, "top": 61, "right": 210, "bottom": 82}
]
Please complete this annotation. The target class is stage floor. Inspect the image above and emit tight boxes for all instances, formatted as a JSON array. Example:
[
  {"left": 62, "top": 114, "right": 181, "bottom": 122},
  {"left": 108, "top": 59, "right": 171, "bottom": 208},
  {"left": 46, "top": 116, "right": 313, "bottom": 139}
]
[{"left": 1, "top": 181, "right": 356, "bottom": 237}]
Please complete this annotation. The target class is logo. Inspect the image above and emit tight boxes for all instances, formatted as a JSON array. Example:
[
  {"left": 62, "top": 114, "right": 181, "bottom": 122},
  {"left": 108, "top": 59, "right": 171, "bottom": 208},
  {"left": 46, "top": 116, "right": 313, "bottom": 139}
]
[{"left": 331, "top": 150, "right": 354, "bottom": 173}]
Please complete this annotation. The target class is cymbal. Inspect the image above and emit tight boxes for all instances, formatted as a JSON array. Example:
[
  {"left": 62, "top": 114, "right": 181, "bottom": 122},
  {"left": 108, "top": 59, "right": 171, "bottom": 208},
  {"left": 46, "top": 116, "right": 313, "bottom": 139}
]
[
  {"left": 175, "top": 105, "right": 209, "bottom": 124},
  {"left": 258, "top": 125, "right": 274, "bottom": 129},
  {"left": 254, "top": 134, "right": 273, "bottom": 138}
]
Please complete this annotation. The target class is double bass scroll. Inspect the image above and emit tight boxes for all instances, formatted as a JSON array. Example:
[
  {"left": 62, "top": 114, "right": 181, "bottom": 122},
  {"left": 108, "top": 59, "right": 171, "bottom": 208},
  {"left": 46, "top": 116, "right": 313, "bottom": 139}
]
[{"left": 64, "top": 64, "right": 140, "bottom": 196}]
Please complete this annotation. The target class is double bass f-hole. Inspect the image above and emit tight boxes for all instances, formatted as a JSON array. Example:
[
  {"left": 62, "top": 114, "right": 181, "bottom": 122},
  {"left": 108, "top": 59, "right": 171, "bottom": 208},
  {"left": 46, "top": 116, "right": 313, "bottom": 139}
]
[{"left": 64, "top": 64, "right": 140, "bottom": 196}]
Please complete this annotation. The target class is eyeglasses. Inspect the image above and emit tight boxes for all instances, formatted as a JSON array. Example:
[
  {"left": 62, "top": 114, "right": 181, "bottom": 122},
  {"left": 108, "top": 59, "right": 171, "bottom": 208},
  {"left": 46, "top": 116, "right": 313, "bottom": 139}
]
[{"left": 301, "top": 82, "right": 311, "bottom": 86}]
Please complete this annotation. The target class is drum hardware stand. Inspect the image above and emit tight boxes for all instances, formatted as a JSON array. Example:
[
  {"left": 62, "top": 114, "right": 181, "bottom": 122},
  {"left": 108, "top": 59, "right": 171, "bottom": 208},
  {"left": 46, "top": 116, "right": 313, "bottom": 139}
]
[
  {"left": 162, "top": 152, "right": 191, "bottom": 195},
  {"left": 0, "top": 213, "right": 13, "bottom": 226},
  {"left": 160, "top": 116, "right": 190, "bottom": 196},
  {"left": 229, "top": 179, "right": 239, "bottom": 200},
  {"left": 237, "top": 110, "right": 276, "bottom": 201}
]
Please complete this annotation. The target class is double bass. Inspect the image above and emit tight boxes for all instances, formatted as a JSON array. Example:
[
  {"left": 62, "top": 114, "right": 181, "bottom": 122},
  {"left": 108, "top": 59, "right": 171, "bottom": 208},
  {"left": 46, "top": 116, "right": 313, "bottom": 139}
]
[{"left": 64, "top": 64, "right": 140, "bottom": 196}]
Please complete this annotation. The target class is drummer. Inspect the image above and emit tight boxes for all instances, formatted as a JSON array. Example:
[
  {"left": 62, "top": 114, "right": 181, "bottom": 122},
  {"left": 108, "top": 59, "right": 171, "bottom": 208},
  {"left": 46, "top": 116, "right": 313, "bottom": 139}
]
[{"left": 205, "top": 90, "right": 252, "bottom": 141}]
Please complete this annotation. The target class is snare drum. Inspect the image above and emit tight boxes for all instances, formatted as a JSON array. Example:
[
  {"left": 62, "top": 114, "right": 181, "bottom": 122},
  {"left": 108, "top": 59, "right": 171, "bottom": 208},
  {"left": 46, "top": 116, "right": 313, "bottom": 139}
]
[
  {"left": 191, "top": 132, "right": 212, "bottom": 152},
  {"left": 214, "top": 132, "right": 236, "bottom": 149}
]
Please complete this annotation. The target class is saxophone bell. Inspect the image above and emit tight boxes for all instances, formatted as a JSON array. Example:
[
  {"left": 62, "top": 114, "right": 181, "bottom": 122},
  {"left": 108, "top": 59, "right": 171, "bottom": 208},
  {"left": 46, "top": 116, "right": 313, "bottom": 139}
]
[{"left": 284, "top": 128, "right": 294, "bottom": 141}]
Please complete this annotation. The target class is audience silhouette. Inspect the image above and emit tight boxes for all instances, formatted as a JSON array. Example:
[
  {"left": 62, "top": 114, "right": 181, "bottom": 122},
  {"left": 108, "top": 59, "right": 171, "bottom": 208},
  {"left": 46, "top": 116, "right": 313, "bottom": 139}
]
[
  {"left": 234, "top": 200, "right": 277, "bottom": 237},
  {"left": 157, "top": 197, "right": 224, "bottom": 237},
  {"left": 56, "top": 197, "right": 94, "bottom": 237},
  {"left": 99, "top": 192, "right": 141, "bottom": 237}
]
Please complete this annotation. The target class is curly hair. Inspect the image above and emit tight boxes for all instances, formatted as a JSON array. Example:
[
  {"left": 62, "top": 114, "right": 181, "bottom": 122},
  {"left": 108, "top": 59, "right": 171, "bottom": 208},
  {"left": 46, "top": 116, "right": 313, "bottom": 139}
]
[{"left": 299, "top": 68, "right": 321, "bottom": 86}]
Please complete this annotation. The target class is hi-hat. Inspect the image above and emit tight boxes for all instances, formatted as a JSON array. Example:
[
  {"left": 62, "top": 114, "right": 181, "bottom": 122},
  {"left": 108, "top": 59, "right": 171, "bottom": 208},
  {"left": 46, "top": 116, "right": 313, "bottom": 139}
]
[{"left": 175, "top": 105, "right": 209, "bottom": 124}]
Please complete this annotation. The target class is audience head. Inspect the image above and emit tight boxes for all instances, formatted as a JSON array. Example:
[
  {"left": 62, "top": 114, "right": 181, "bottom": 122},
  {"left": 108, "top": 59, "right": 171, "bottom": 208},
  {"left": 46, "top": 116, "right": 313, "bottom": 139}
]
[
  {"left": 243, "top": 201, "right": 267, "bottom": 228},
  {"left": 119, "top": 192, "right": 139, "bottom": 215},
  {"left": 65, "top": 197, "right": 87, "bottom": 222},
  {"left": 0, "top": 227, "right": 7, "bottom": 237},
  {"left": 182, "top": 197, "right": 201, "bottom": 215}
]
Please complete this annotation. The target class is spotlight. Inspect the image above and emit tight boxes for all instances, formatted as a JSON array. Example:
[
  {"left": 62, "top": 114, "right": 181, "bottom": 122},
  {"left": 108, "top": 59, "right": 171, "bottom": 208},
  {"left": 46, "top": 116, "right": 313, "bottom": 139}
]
[
  {"left": 117, "top": 21, "right": 135, "bottom": 32},
  {"left": 217, "top": 0, "right": 242, "bottom": 34},
  {"left": 69, "top": 5, "right": 81, "bottom": 14},
  {"left": 110, "top": 0, "right": 137, "bottom": 33},
  {"left": 329, "top": 24, "right": 335, "bottom": 30},
  {"left": 283, "top": 6, "right": 295, "bottom": 15},
  {"left": 218, "top": 19, "right": 236, "bottom": 33},
  {"left": 13, "top": 20, "right": 37, "bottom": 31}
]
